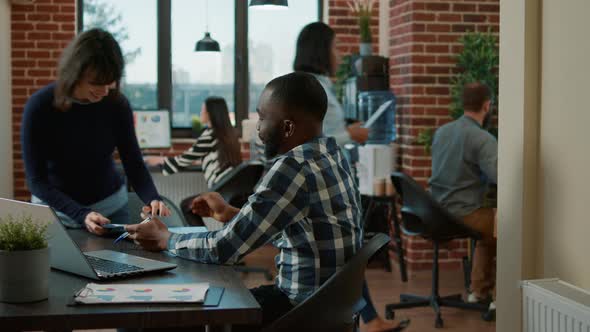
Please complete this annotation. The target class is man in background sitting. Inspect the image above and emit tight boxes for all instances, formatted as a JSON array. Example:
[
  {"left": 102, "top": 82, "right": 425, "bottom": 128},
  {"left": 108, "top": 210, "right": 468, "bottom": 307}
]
[{"left": 429, "top": 82, "right": 498, "bottom": 310}]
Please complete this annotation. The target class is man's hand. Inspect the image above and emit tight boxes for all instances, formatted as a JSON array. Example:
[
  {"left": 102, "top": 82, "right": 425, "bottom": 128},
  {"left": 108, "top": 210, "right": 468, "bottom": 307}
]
[
  {"left": 190, "top": 192, "right": 240, "bottom": 223},
  {"left": 126, "top": 217, "right": 171, "bottom": 252},
  {"left": 347, "top": 122, "right": 369, "bottom": 144},
  {"left": 142, "top": 200, "right": 171, "bottom": 217},
  {"left": 84, "top": 212, "right": 110, "bottom": 236}
]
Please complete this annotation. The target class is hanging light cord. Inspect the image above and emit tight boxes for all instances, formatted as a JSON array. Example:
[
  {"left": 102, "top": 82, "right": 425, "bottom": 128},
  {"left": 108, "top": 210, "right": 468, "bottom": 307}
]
[{"left": 205, "top": 0, "right": 209, "bottom": 32}]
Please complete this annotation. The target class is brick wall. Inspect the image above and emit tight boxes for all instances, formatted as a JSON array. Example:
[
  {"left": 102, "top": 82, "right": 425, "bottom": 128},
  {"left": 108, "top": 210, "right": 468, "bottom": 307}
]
[
  {"left": 388, "top": 0, "right": 499, "bottom": 271},
  {"left": 11, "top": 0, "right": 77, "bottom": 201},
  {"left": 328, "top": 0, "right": 381, "bottom": 55}
]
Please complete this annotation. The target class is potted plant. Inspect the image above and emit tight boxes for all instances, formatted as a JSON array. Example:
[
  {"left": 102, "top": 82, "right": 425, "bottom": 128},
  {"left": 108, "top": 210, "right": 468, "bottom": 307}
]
[
  {"left": 191, "top": 115, "right": 203, "bottom": 138},
  {"left": 0, "top": 213, "right": 50, "bottom": 303},
  {"left": 348, "top": 0, "right": 375, "bottom": 56},
  {"left": 418, "top": 31, "right": 499, "bottom": 152}
]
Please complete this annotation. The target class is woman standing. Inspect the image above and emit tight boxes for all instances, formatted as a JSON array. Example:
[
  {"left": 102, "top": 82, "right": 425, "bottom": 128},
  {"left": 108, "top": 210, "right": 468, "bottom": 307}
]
[
  {"left": 293, "top": 22, "right": 408, "bottom": 332},
  {"left": 22, "top": 28, "right": 170, "bottom": 236},
  {"left": 145, "top": 97, "right": 241, "bottom": 225},
  {"left": 294, "top": 22, "right": 369, "bottom": 146}
]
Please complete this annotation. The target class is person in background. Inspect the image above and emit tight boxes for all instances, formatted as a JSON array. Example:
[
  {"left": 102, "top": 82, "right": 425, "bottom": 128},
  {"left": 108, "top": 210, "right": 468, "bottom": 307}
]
[
  {"left": 294, "top": 21, "right": 369, "bottom": 146},
  {"left": 22, "top": 28, "right": 170, "bottom": 236},
  {"left": 294, "top": 22, "right": 403, "bottom": 332},
  {"left": 429, "top": 82, "right": 498, "bottom": 312},
  {"left": 145, "top": 97, "right": 241, "bottom": 225}
]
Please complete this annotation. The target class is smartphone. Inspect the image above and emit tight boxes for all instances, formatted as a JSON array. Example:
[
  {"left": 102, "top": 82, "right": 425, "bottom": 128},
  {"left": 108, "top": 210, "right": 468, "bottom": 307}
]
[{"left": 102, "top": 223, "right": 126, "bottom": 233}]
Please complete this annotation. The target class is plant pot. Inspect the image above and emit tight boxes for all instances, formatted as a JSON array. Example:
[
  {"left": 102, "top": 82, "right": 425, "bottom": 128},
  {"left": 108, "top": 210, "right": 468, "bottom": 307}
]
[
  {"left": 0, "top": 247, "right": 49, "bottom": 303},
  {"left": 359, "top": 42, "right": 372, "bottom": 56}
]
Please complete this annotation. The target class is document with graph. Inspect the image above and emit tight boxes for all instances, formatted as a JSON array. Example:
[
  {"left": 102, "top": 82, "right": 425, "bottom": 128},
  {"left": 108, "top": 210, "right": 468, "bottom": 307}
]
[{"left": 73, "top": 283, "right": 209, "bottom": 304}]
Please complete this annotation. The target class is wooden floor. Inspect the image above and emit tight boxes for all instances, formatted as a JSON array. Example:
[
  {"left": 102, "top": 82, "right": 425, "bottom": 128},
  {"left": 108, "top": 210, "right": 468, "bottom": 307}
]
[{"left": 76, "top": 245, "right": 496, "bottom": 332}]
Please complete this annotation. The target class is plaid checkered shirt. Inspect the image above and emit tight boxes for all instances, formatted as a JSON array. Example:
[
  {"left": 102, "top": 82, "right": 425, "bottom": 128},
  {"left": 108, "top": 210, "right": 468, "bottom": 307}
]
[{"left": 167, "top": 136, "right": 363, "bottom": 303}]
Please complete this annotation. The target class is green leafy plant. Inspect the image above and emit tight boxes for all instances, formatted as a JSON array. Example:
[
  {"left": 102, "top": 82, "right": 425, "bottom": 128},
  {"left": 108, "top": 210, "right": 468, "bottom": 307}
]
[
  {"left": 449, "top": 31, "right": 499, "bottom": 120},
  {"left": 0, "top": 214, "right": 48, "bottom": 251},
  {"left": 417, "top": 128, "right": 434, "bottom": 154},
  {"left": 335, "top": 54, "right": 354, "bottom": 103},
  {"left": 418, "top": 31, "right": 499, "bottom": 153},
  {"left": 191, "top": 115, "right": 203, "bottom": 136},
  {"left": 348, "top": 0, "right": 375, "bottom": 43}
]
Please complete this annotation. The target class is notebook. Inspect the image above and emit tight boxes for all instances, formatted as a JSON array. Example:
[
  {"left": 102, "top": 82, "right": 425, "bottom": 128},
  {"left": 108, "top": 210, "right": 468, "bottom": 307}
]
[{"left": 74, "top": 283, "right": 209, "bottom": 304}]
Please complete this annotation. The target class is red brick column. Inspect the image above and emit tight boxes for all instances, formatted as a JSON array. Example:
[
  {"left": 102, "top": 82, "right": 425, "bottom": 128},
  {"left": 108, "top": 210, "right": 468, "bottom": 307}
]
[
  {"left": 11, "top": 0, "right": 77, "bottom": 201},
  {"left": 389, "top": 0, "right": 499, "bottom": 271}
]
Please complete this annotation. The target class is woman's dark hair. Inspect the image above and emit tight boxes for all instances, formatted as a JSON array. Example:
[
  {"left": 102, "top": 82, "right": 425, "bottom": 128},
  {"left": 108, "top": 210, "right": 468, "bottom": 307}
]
[
  {"left": 205, "top": 97, "right": 241, "bottom": 169},
  {"left": 54, "top": 28, "right": 125, "bottom": 111},
  {"left": 293, "top": 22, "right": 335, "bottom": 76}
]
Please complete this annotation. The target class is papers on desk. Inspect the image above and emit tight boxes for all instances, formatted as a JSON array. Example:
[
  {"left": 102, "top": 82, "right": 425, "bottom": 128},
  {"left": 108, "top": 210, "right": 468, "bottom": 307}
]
[{"left": 74, "top": 283, "right": 210, "bottom": 304}]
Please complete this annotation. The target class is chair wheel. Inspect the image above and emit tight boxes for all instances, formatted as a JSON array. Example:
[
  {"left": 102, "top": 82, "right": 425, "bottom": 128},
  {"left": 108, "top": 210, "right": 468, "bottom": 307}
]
[
  {"left": 385, "top": 309, "right": 395, "bottom": 320},
  {"left": 435, "top": 316, "right": 444, "bottom": 328},
  {"left": 482, "top": 309, "right": 496, "bottom": 321}
]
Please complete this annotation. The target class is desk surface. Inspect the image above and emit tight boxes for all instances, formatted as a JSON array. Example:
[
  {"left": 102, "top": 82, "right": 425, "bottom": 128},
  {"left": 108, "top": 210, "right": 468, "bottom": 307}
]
[{"left": 0, "top": 230, "right": 261, "bottom": 330}]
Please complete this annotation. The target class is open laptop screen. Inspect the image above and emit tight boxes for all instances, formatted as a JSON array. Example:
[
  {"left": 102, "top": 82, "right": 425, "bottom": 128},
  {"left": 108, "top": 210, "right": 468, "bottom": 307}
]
[{"left": 133, "top": 110, "right": 171, "bottom": 149}]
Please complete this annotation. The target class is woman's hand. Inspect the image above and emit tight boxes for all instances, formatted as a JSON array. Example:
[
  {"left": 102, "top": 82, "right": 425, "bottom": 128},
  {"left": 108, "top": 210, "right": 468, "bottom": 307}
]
[
  {"left": 190, "top": 192, "right": 240, "bottom": 223},
  {"left": 347, "top": 122, "right": 369, "bottom": 144},
  {"left": 142, "top": 200, "right": 171, "bottom": 217},
  {"left": 84, "top": 211, "right": 110, "bottom": 236},
  {"left": 144, "top": 156, "right": 166, "bottom": 167}
]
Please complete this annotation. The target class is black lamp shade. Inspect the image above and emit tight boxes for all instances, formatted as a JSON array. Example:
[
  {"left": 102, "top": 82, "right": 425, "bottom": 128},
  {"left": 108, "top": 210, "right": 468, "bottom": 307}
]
[
  {"left": 195, "top": 32, "right": 220, "bottom": 52},
  {"left": 249, "top": 0, "right": 288, "bottom": 7}
]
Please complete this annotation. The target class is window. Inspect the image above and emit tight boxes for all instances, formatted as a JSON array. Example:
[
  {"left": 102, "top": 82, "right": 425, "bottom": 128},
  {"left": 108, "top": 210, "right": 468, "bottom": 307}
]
[
  {"left": 82, "top": 0, "right": 158, "bottom": 110},
  {"left": 248, "top": 0, "right": 319, "bottom": 113},
  {"left": 80, "top": 0, "right": 321, "bottom": 135},
  {"left": 171, "top": 0, "right": 235, "bottom": 127}
]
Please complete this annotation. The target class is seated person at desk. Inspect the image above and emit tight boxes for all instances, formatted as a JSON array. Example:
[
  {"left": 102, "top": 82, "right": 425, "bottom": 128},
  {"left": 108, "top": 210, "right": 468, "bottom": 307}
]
[
  {"left": 429, "top": 82, "right": 498, "bottom": 309},
  {"left": 145, "top": 97, "right": 241, "bottom": 225},
  {"left": 22, "top": 28, "right": 169, "bottom": 236},
  {"left": 127, "top": 72, "right": 364, "bottom": 330}
]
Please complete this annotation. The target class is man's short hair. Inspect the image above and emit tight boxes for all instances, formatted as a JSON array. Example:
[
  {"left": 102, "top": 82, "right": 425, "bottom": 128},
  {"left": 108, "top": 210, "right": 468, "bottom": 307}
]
[
  {"left": 265, "top": 72, "right": 328, "bottom": 121},
  {"left": 463, "top": 82, "right": 492, "bottom": 113}
]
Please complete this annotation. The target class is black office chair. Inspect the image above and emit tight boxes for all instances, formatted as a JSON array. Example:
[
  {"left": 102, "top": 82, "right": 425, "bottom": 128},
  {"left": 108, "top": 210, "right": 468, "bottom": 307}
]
[
  {"left": 262, "top": 233, "right": 400, "bottom": 332},
  {"left": 384, "top": 172, "right": 488, "bottom": 328},
  {"left": 209, "top": 161, "right": 265, "bottom": 208},
  {"left": 127, "top": 192, "right": 187, "bottom": 227}
]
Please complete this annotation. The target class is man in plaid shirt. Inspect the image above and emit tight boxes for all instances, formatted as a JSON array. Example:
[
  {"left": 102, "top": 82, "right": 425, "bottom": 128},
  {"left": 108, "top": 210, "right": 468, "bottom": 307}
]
[{"left": 128, "top": 72, "right": 363, "bottom": 329}]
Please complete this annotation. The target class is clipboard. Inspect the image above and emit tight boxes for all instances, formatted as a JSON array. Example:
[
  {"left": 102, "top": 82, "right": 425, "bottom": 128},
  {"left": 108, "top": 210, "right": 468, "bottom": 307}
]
[{"left": 68, "top": 283, "right": 224, "bottom": 307}]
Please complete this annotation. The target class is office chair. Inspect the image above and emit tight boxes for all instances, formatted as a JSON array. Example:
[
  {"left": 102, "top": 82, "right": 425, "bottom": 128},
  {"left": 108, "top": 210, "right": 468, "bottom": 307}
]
[
  {"left": 384, "top": 172, "right": 488, "bottom": 328},
  {"left": 209, "top": 161, "right": 265, "bottom": 208},
  {"left": 261, "top": 233, "right": 401, "bottom": 332},
  {"left": 127, "top": 192, "right": 187, "bottom": 227}
]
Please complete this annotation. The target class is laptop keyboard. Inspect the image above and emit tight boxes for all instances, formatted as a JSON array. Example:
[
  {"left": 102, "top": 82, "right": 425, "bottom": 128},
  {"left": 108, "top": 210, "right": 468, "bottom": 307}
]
[{"left": 85, "top": 255, "right": 143, "bottom": 276}]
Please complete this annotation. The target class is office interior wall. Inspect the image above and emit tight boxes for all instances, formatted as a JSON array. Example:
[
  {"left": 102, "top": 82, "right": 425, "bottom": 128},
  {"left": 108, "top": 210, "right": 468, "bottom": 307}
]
[{"left": 0, "top": 2, "right": 13, "bottom": 198}]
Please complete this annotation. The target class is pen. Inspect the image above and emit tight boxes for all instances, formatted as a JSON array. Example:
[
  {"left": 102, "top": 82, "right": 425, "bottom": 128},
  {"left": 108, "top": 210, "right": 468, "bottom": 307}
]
[{"left": 113, "top": 214, "right": 152, "bottom": 244}]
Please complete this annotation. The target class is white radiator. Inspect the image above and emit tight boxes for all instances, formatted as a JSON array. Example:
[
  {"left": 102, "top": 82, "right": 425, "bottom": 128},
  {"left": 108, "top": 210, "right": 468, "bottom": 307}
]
[{"left": 523, "top": 279, "right": 590, "bottom": 332}]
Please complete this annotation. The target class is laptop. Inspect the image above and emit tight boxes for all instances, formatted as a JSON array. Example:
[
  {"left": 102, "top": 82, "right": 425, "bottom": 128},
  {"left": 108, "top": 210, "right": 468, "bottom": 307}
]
[{"left": 0, "top": 198, "right": 177, "bottom": 280}]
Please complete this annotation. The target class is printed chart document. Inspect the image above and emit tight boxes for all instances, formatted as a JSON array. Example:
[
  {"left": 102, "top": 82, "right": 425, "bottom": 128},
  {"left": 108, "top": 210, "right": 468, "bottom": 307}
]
[{"left": 74, "top": 283, "right": 209, "bottom": 304}]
